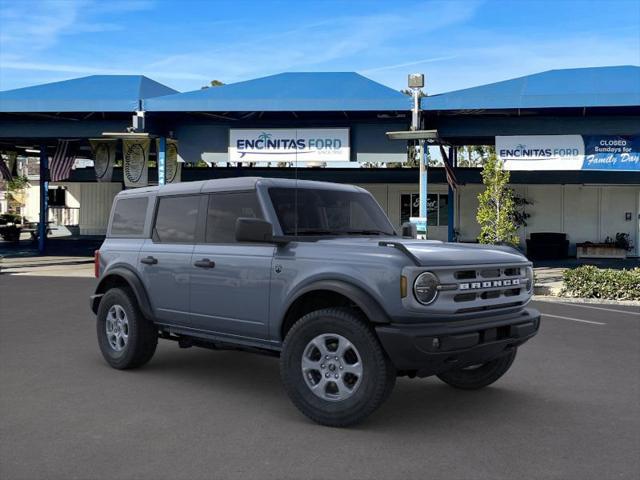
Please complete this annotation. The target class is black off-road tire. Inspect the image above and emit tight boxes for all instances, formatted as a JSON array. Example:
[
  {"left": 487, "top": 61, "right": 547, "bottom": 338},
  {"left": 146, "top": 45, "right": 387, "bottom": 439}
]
[
  {"left": 436, "top": 348, "right": 517, "bottom": 390},
  {"left": 96, "top": 287, "right": 158, "bottom": 370},
  {"left": 280, "top": 307, "right": 396, "bottom": 427}
]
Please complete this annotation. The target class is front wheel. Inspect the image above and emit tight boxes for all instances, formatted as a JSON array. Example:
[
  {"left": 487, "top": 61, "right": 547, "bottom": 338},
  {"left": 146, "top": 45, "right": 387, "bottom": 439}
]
[
  {"left": 436, "top": 348, "right": 517, "bottom": 390},
  {"left": 280, "top": 308, "right": 396, "bottom": 427}
]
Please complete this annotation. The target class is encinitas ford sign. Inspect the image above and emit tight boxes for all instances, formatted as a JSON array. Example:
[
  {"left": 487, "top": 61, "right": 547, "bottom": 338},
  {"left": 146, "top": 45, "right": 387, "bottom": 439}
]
[
  {"left": 497, "top": 135, "right": 584, "bottom": 170},
  {"left": 229, "top": 128, "right": 350, "bottom": 163},
  {"left": 497, "top": 135, "right": 640, "bottom": 171}
]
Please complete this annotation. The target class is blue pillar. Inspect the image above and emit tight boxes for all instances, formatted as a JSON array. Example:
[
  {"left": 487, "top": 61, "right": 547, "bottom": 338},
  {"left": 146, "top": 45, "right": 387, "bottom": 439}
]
[
  {"left": 38, "top": 145, "right": 48, "bottom": 254},
  {"left": 447, "top": 146, "right": 456, "bottom": 242},
  {"left": 157, "top": 137, "right": 166, "bottom": 186}
]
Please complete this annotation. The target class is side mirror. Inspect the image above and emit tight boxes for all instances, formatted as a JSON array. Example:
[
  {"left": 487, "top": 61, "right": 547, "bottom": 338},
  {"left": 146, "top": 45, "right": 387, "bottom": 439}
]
[
  {"left": 401, "top": 222, "right": 417, "bottom": 239},
  {"left": 235, "top": 218, "right": 274, "bottom": 243}
]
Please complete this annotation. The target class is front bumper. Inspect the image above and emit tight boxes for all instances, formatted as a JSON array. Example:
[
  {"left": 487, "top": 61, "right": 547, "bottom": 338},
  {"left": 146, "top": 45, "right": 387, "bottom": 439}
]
[{"left": 375, "top": 308, "right": 540, "bottom": 377}]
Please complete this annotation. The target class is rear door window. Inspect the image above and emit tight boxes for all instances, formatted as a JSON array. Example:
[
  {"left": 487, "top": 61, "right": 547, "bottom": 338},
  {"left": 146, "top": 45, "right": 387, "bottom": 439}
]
[
  {"left": 153, "top": 195, "right": 200, "bottom": 243},
  {"left": 205, "top": 192, "right": 263, "bottom": 243},
  {"left": 110, "top": 197, "right": 148, "bottom": 236}
]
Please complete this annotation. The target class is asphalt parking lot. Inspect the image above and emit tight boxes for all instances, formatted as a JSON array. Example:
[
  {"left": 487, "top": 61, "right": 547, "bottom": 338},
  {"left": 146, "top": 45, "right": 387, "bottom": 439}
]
[{"left": 1, "top": 275, "right": 638, "bottom": 480}]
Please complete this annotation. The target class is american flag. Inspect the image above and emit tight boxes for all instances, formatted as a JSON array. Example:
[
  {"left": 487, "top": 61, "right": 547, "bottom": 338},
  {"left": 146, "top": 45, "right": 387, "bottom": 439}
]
[
  {"left": 49, "top": 140, "right": 78, "bottom": 182},
  {"left": 439, "top": 145, "right": 458, "bottom": 190},
  {"left": 0, "top": 157, "right": 12, "bottom": 181}
]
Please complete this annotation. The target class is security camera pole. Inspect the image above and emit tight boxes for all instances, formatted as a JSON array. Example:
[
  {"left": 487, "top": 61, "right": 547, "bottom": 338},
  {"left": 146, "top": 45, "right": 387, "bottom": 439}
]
[{"left": 408, "top": 73, "right": 427, "bottom": 239}]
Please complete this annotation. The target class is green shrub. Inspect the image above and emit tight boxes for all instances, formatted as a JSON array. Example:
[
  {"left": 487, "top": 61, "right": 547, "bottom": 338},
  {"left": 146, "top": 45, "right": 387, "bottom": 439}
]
[{"left": 561, "top": 265, "right": 640, "bottom": 301}]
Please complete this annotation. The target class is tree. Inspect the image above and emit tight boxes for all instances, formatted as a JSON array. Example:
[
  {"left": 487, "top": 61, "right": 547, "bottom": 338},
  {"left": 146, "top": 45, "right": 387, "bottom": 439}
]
[
  {"left": 201, "top": 80, "right": 225, "bottom": 89},
  {"left": 476, "top": 153, "right": 519, "bottom": 246},
  {"left": 457, "top": 145, "right": 495, "bottom": 167}
]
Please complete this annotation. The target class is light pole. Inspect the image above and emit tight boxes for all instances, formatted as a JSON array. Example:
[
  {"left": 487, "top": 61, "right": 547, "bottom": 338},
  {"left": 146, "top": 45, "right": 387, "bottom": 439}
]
[{"left": 408, "top": 73, "right": 427, "bottom": 238}]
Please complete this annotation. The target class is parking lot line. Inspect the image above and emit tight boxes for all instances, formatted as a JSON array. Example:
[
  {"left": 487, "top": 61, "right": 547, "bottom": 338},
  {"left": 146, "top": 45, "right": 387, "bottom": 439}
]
[
  {"left": 542, "top": 313, "right": 606, "bottom": 326},
  {"left": 551, "top": 302, "right": 640, "bottom": 317}
]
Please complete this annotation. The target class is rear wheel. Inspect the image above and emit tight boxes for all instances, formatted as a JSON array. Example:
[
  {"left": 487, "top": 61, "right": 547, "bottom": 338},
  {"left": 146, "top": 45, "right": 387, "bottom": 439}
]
[
  {"left": 436, "top": 348, "right": 517, "bottom": 390},
  {"left": 280, "top": 307, "right": 395, "bottom": 427},
  {"left": 96, "top": 287, "right": 158, "bottom": 369}
]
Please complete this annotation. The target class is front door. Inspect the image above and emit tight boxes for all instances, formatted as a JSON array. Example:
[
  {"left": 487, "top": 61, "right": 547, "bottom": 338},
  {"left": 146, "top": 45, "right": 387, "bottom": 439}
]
[
  {"left": 189, "top": 191, "right": 274, "bottom": 340},
  {"left": 138, "top": 194, "right": 201, "bottom": 325}
]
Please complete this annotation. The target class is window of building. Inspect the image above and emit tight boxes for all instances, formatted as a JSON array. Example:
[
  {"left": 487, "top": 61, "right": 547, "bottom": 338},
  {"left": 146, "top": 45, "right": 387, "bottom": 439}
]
[
  {"left": 48, "top": 187, "right": 66, "bottom": 207},
  {"left": 400, "top": 193, "right": 448, "bottom": 227},
  {"left": 206, "top": 192, "right": 263, "bottom": 243},
  {"left": 153, "top": 195, "right": 200, "bottom": 243},
  {"left": 110, "top": 197, "right": 148, "bottom": 236}
]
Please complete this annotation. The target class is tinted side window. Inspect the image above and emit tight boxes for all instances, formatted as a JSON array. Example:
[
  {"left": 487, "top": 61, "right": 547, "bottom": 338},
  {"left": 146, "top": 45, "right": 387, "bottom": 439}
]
[
  {"left": 206, "top": 192, "right": 262, "bottom": 243},
  {"left": 153, "top": 195, "right": 200, "bottom": 243},
  {"left": 110, "top": 197, "right": 148, "bottom": 236}
]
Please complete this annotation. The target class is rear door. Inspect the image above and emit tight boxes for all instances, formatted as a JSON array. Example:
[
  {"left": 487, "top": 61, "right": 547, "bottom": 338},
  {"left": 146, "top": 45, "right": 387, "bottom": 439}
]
[
  {"left": 138, "top": 194, "right": 202, "bottom": 325},
  {"left": 189, "top": 191, "right": 274, "bottom": 340}
]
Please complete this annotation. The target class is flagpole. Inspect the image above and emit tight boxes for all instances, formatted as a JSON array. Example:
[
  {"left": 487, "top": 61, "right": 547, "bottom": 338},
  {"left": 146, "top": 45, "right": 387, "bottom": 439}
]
[{"left": 38, "top": 144, "right": 48, "bottom": 254}]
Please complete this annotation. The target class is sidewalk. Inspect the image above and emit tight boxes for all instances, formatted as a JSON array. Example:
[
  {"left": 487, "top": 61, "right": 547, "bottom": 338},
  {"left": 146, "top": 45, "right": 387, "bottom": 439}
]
[{"left": 0, "top": 255, "right": 94, "bottom": 277}]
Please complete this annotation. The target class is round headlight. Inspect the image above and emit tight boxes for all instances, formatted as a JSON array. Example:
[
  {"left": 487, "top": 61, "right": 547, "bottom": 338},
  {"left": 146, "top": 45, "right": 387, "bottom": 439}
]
[{"left": 413, "top": 272, "right": 440, "bottom": 305}]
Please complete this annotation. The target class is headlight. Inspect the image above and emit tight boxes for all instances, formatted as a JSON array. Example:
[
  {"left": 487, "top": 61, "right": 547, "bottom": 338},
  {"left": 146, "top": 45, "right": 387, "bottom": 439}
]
[
  {"left": 413, "top": 272, "right": 440, "bottom": 305},
  {"left": 525, "top": 266, "right": 534, "bottom": 292}
]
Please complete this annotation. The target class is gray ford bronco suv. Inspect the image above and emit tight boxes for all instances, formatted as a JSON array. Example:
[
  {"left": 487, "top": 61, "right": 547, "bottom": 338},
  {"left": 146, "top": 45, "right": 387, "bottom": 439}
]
[{"left": 91, "top": 177, "right": 540, "bottom": 427}]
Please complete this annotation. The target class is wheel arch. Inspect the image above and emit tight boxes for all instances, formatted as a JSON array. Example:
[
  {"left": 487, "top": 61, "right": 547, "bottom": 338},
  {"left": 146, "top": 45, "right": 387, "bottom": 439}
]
[
  {"left": 280, "top": 280, "right": 390, "bottom": 341},
  {"left": 92, "top": 266, "right": 153, "bottom": 319}
]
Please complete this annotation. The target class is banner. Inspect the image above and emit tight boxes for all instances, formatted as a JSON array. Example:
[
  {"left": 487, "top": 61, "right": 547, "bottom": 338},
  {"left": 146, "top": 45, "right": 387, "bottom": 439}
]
[
  {"left": 582, "top": 136, "right": 640, "bottom": 171},
  {"left": 156, "top": 138, "right": 181, "bottom": 184},
  {"left": 90, "top": 139, "right": 116, "bottom": 182},
  {"left": 497, "top": 135, "right": 585, "bottom": 170},
  {"left": 122, "top": 138, "right": 149, "bottom": 188},
  {"left": 497, "top": 135, "right": 640, "bottom": 171},
  {"left": 229, "top": 128, "right": 350, "bottom": 163}
]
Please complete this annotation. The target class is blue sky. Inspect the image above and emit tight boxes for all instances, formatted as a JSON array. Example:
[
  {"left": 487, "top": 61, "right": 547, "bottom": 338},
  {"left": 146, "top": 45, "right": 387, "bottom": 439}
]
[{"left": 0, "top": 0, "right": 638, "bottom": 94}]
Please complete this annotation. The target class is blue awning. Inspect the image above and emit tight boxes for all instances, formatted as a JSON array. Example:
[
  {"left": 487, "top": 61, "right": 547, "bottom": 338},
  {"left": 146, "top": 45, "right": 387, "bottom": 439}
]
[
  {"left": 145, "top": 72, "right": 411, "bottom": 112},
  {"left": 0, "top": 75, "right": 178, "bottom": 113},
  {"left": 422, "top": 66, "right": 640, "bottom": 111}
]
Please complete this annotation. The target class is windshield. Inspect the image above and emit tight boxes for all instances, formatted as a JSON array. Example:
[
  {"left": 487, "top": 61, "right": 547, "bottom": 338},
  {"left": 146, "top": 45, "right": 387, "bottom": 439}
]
[{"left": 269, "top": 187, "right": 396, "bottom": 237}]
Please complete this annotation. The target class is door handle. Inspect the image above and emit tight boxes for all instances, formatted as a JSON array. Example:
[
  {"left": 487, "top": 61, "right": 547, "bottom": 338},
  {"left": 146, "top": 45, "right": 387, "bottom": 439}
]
[
  {"left": 194, "top": 258, "right": 215, "bottom": 269},
  {"left": 140, "top": 256, "right": 158, "bottom": 265}
]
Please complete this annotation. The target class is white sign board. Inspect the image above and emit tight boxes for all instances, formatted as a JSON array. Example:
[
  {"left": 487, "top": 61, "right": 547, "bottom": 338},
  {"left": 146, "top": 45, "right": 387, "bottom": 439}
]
[
  {"left": 229, "top": 128, "right": 350, "bottom": 163},
  {"left": 496, "top": 135, "right": 585, "bottom": 170}
]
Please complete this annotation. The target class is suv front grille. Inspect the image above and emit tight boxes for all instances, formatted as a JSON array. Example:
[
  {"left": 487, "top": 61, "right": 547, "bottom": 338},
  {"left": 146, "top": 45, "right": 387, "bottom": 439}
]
[{"left": 428, "top": 264, "right": 531, "bottom": 314}]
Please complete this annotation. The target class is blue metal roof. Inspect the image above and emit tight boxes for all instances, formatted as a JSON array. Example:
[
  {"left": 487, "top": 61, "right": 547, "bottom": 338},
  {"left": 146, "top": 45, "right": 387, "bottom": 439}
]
[
  {"left": 0, "top": 75, "right": 178, "bottom": 113},
  {"left": 145, "top": 72, "right": 411, "bottom": 112},
  {"left": 422, "top": 66, "right": 640, "bottom": 111}
]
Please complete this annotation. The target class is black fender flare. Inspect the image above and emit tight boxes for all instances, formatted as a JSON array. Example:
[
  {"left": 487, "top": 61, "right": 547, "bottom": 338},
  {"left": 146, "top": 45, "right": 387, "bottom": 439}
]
[
  {"left": 92, "top": 266, "right": 154, "bottom": 319},
  {"left": 284, "top": 279, "right": 391, "bottom": 325}
]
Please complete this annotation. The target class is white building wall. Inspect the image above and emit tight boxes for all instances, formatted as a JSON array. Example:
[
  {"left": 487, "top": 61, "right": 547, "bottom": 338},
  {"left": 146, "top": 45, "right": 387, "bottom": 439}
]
[
  {"left": 17, "top": 179, "right": 639, "bottom": 257},
  {"left": 76, "top": 183, "right": 121, "bottom": 235},
  {"left": 359, "top": 182, "right": 639, "bottom": 257}
]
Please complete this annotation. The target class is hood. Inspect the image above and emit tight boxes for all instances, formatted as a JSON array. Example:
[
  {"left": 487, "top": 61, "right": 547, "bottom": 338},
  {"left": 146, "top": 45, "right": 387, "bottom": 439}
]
[
  {"left": 315, "top": 237, "right": 528, "bottom": 266},
  {"left": 396, "top": 239, "right": 528, "bottom": 266}
]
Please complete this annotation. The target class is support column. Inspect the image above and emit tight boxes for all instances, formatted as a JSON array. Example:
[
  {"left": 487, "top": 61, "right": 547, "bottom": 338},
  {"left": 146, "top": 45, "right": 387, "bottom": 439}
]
[
  {"left": 447, "top": 146, "right": 456, "bottom": 242},
  {"left": 38, "top": 144, "right": 48, "bottom": 254},
  {"left": 157, "top": 137, "right": 166, "bottom": 186},
  {"left": 418, "top": 140, "right": 428, "bottom": 239}
]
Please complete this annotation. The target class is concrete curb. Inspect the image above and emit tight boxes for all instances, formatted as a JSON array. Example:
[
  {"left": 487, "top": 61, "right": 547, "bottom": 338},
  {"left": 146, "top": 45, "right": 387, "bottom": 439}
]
[{"left": 533, "top": 294, "right": 640, "bottom": 307}]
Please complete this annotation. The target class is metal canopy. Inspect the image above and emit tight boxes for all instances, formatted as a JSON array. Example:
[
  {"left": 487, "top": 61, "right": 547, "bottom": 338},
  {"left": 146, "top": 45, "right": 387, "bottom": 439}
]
[
  {"left": 145, "top": 72, "right": 411, "bottom": 112},
  {"left": 0, "top": 75, "right": 178, "bottom": 113},
  {"left": 422, "top": 66, "right": 640, "bottom": 111}
]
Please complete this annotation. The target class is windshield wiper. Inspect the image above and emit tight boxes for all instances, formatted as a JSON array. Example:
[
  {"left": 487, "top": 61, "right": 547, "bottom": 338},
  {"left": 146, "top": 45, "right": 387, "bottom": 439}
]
[
  {"left": 293, "top": 229, "right": 349, "bottom": 236},
  {"left": 344, "top": 230, "right": 391, "bottom": 236}
]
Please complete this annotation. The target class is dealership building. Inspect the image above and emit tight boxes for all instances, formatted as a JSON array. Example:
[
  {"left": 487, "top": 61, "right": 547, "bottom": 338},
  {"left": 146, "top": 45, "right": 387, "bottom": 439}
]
[{"left": 0, "top": 66, "right": 639, "bottom": 257}]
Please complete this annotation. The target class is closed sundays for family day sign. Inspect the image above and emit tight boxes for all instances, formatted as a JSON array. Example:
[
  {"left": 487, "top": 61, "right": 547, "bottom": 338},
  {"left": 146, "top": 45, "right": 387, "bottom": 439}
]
[
  {"left": 229, "top": 128, "right": 350, "bottom": 163},
  {"left": 497, "top": 135, "right": 640, "bottom": 171}
]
